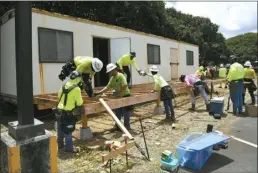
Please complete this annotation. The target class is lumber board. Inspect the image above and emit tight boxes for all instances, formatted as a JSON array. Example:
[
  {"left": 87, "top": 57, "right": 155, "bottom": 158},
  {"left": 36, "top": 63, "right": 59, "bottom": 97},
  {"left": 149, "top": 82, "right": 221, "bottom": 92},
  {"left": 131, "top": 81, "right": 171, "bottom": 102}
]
[
  {"left": 85, "top": 92, "right": 159, "bottom": 115},
  {"left": 102, "top": 141, "right": 135, "bottom": 162},
  {"left": 99, "top": 98, "right": 134, "bottom": 140}
]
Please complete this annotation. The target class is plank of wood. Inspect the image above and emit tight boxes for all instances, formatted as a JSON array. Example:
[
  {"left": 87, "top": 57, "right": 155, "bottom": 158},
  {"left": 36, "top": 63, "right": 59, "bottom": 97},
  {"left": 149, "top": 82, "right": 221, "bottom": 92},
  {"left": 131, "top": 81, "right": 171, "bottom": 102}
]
[
  {"left": 102, "top": 141, "right": 135, "bottom": 162},
  {"left": 85, "top": 93, "right": 159, "bottom": 115},
  {"left": 99, "top": 98, "right": 134, "bottom": 140}
]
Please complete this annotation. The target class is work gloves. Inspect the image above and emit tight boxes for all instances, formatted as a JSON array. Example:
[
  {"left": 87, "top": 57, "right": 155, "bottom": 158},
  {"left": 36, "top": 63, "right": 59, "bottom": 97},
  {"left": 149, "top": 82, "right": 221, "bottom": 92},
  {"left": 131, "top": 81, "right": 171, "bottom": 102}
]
[
  {"left": 59, "top": 72, "right": 67, "bottom": 81},
  {"left": 138, "top": 70, "right": 146, "bottom": 76}
]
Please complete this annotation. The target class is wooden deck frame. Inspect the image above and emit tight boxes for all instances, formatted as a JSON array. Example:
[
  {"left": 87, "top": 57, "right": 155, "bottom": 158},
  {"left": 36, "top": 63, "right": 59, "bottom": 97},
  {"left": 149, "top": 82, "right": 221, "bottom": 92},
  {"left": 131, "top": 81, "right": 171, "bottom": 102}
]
[{"left": 33, "top": 79, "right": 226, "bottom": 113}]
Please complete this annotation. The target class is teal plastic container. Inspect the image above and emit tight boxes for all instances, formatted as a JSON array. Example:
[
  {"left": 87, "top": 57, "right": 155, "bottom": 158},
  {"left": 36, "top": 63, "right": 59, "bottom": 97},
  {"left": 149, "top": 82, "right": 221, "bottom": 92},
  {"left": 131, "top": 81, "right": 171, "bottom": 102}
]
[
  {"left": 160, "top": 154, "right": 179, "bottom": 173},
  {"left": 210, "top": 97, "right": 224, "bottom": 116}
]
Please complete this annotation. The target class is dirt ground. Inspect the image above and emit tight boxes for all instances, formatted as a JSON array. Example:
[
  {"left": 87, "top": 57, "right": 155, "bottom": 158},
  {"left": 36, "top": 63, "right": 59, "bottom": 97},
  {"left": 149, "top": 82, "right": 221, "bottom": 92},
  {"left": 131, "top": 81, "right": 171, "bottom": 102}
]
[{"left": 0, "top": 84, "right": 249, "bottom": 173}]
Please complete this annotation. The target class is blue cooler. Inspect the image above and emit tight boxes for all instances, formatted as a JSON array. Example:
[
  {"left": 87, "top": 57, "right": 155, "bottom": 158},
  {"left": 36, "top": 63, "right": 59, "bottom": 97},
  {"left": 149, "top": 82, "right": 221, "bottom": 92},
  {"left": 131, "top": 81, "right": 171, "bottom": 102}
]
[
  {"left": 176, "top": 132, "right": 230, "bottom": 170},
  {"left": 210, "top": 97, "right": 224, "bottom": 117}
]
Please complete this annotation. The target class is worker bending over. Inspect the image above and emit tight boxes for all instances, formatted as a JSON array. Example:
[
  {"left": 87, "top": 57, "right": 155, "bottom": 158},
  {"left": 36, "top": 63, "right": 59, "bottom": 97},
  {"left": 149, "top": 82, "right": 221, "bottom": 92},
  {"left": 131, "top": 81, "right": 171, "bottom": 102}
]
[
  {"left": 150, "top": 65, "right": 176, "bottom": 122},
  {"left": 116, "top": 51, "right": 145, "bottom": 87},
  {"left": 227, "top": 56, "right": 245, "bottom": 115},
  {"left": 58, "top": 56, "right": 103, "bottom": 97},
  {"left": 55, "top": 71, "right": 84, "bottom": 153},
  {"left": 180, "top": 74, "right": 210, "bottom": 111},
  {"left": 243, "top": 61, "right": 257, "bottom": 105},
  {"left": 94, "top": 63, "right": 132, "bottom": 131},
  {"left": 195, "top": 66, "right": 205, "bottom": 80},
  {"left": 218, "top": 64, "right": 227, "bottom": 88}
]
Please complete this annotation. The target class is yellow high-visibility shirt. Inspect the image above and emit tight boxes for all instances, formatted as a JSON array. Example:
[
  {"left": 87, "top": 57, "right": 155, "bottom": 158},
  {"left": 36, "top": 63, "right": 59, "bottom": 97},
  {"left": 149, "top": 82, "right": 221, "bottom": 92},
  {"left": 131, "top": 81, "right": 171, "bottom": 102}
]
[
  {"left": 117, "top": 54, "right": 139, "bottom": 71},
  {"left": 152, "top": 74, "right": 168, "bottom": 91},
  {"left": 57, "top": 78, "right": 83, "bottom": 111},
  {"left": 227, "top": 62, "right": 244, "bottom": 82},
  {"left": 106, "top": 72, "right": 131, "bottom": 97},
  {"left": 74, "top": 56, "right": 96, "bottom": 79},
  {"left": 244, "top": 67, "right": 256, "bottom": 79},
  {"left": 195, "top": 69, "right": 204, "bottom": 76},
  {"left": 219, "top": 67, "right": 227, "bottom": 78}
]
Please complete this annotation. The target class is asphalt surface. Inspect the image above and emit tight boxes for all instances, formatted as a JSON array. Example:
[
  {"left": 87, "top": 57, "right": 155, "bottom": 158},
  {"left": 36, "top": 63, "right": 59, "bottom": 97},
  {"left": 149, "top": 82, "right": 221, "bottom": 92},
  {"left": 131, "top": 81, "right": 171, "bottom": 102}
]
[{"left": 179, "top": 101, "right": 257, "bottom": 173}]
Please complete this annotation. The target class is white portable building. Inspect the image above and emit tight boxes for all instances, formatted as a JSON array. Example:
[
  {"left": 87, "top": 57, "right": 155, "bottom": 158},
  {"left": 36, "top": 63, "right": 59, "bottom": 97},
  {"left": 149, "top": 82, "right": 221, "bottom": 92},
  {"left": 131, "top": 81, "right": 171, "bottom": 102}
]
[{"left": 0, "top": 8, "right": 199, "bottom": 99}]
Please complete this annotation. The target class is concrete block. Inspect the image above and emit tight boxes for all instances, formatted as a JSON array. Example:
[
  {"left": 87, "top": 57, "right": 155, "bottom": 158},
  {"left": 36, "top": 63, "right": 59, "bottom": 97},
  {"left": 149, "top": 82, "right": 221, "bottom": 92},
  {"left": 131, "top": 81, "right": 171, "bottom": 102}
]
[
  {"left": 8, "top": 118, "right": 45, "bottom": 141},
  {"left": 154, "top": 105, "right": 163, "bottom": 115},
  {"left": 79, "top": 127, "right": 93, "bottom": 140},
  {"left": 0, "top": 130, "right": 57, "bottom": 173}
]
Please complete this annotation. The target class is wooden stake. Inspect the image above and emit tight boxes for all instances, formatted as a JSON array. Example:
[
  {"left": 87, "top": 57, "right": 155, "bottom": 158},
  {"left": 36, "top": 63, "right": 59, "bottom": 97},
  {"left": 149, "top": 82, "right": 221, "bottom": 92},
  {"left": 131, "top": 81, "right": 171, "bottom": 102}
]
[
  {"left": 82, "top": 115, "right": 88, "bottom": 128},
  {"left": 99, "top": 98, "right": 134, "bottom": 140},
  {"left": 102, "top": 141, "right": 135, "bottom": 162}
]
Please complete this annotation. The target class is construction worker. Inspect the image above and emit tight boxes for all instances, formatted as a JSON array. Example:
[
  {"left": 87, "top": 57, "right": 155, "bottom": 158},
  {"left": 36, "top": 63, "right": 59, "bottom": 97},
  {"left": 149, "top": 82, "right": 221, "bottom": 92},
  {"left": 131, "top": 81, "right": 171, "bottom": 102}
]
[
  {"left": 243, "top": 61, "right": 257, "bottom": 105},
  {"left": 227, "top": 56, "right": 245, "bottom": 115},
  {"left": 116, "top": 51, "right": 145, "bottom": 87},
  {"left": 94, "top": 63, "right": 132, "bottom": 130},
  {"left": 58, "top": 56, "right": 103, "bottom": 97},
  {"left": 179, "top": 74, "right": 210, "bottom": 111},
  {"left": 55, "top": 71, "right": 84, "bottom": 153},
  {"left": 218, "top": 64, "right": 227, "bottom": 88},
  {"left": 195, "top": 66, "right": 205, "bottom": 80},
  {"left": 149, "top": 65, "right": 176, "bottom": 121}
]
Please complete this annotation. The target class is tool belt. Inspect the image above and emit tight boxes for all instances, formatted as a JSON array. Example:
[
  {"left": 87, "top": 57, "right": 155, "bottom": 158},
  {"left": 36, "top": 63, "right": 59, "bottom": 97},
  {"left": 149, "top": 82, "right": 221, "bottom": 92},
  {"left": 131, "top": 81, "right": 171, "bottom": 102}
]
[
  {"left": 244, "top": 78, "right": 257, "bottom": 92},
  {"left": 53, "top": 109, "right": 78, "bottom": 134},
  {"left": 193, "top": 81, "right": 210, "bottom": 96},
  {"left": 160, "top": 85, "right": 175, "bottom": 101}
]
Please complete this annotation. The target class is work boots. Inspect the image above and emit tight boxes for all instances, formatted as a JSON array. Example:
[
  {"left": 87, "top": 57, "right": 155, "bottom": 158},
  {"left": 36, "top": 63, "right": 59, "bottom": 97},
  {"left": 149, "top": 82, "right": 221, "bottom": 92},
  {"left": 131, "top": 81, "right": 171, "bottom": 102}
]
[{"left": 189, "top": 104, "right": 195, "bottom": 111}]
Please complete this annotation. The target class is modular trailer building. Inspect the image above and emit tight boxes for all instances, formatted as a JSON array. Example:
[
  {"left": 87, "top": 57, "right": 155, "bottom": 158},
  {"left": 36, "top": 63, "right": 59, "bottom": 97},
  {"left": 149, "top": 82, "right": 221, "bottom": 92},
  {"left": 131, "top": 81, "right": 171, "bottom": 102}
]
[{"left": 0, "top": 8, "right": 199, "bottom": 99}]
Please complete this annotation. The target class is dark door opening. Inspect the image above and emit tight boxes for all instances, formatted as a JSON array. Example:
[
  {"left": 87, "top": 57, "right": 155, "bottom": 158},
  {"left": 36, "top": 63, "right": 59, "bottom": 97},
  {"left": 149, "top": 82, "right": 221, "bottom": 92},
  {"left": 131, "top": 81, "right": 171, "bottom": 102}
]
[{"left": 93, "top": 37, "right": 110, "bottom": 87}]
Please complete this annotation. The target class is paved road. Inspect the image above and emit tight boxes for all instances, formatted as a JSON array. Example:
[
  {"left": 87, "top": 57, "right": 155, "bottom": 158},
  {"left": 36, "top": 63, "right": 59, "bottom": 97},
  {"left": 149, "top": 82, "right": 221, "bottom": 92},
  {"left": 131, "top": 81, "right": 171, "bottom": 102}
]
[{"left": 179, "top": 116, "right": 257, "bottom": 173}]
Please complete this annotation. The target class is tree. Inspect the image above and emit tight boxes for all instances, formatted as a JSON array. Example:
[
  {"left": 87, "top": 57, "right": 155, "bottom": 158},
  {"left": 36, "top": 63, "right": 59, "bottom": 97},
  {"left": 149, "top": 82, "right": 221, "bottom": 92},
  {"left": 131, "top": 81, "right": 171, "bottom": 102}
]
[{"left": 226, "top": 32, "right": 257, "bottom": 62}]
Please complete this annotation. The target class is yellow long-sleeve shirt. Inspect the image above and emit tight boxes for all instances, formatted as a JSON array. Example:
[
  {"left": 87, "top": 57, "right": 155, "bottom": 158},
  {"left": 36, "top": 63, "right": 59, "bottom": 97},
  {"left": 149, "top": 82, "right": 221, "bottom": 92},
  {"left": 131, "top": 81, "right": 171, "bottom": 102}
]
[
  {"left": 152, "top": 74, "right": 168, "bottom": 91},
  {"left": 117, "top": 54, "right": 139, "bottom": 71},
  {"left": 57, "top": 78, "right": 83, "bottom": 111},
  {"left": 244, "top": 67, "right": 256, "bottom": 79},
  {"left": 227, "top": 62, "right": 244, "bottom": 82},
  {"left": 74, "top": 56, "right": 96, "bottom": 79}
]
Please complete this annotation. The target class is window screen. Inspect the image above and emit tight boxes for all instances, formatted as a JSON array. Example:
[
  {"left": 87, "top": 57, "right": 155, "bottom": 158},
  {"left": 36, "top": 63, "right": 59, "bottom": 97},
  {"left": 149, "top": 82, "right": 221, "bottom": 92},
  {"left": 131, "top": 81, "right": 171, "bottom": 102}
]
[
  {"left": 38, "top": 28, "right": 73, "bottom": 62},
  {"left": 147, "top": 44, "right": 160, "bottom": 64},
  {"left": 186, "top": 50, "right": 194, "bottom": 66}
]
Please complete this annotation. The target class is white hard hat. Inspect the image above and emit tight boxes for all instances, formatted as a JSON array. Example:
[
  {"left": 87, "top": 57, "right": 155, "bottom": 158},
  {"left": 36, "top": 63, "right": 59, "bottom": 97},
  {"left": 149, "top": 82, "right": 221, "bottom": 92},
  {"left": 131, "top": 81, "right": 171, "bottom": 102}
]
[
  {"left": 220, "top": 64, "right": 224, "bottom": 68},
  {"left": 106, "top": 63, "right": 117, "bottom": 73},
  {"left": 150, "top": 65, "right": 159, "bottom": 72},
  {"left": 244, "top": 61, "right": 252, "bottom": 67},
  {"left": 92, "top": 58, "right": 103, "bottom": 72}
]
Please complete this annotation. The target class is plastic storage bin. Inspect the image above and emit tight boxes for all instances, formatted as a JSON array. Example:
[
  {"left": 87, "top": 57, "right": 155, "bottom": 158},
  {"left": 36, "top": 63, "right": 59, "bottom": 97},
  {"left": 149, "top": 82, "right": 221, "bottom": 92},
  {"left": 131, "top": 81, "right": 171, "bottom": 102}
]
[
  {"left": 176, "top": 132, "right": 230, "bottom": 170},
  {"left": 210, "top": 97, "right": 224, "bottom": 116}
]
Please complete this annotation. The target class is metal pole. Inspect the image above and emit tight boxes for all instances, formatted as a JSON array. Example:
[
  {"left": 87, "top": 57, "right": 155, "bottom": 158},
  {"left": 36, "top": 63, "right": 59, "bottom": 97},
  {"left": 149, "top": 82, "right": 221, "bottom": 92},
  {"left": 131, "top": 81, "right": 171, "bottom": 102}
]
[
  {"left": 139, "top": 118, "right": 150, "bottom": 160},
  {"left": 15, "top": 2, "right": 34, "bottom": 125}
]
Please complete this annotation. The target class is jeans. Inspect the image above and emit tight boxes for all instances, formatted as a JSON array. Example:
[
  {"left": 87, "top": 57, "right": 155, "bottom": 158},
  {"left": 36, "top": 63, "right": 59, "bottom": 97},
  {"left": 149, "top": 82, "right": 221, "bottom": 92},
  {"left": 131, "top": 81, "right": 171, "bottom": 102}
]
[
  {"left": 114, "top": 107, "right": 131, "bottom": 129},
  {"left": 163, "top": 99, "right": 175, "bottom": 119},
  {"left": 229, "top": 80, "right": 244, "bottom": 114},
  {"left": 57, "top": 120, "right": 73, "bottom": 151},
  {"left": 191, "top": 85, "right": 210, "bottom": 104}
]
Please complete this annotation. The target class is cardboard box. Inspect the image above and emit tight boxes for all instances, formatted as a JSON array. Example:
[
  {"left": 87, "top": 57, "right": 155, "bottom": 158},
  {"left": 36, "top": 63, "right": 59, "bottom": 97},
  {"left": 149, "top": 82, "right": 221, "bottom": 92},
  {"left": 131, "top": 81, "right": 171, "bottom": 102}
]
[{"left": 246, "top": 104, "right": 258, "bottom": 117}]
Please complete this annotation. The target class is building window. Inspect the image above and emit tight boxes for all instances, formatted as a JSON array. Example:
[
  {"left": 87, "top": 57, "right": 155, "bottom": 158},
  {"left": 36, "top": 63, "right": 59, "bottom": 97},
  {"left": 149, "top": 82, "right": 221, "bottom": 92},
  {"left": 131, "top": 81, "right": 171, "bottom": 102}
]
[
  {"left": 38, "top": 27, "right": 74, "bottom": 63},
  {"left": 147, "top": 44, "right": 160, "bottom": 64},
  {"left": 186, "top": 50, "right": 194, "bottom": 65}
]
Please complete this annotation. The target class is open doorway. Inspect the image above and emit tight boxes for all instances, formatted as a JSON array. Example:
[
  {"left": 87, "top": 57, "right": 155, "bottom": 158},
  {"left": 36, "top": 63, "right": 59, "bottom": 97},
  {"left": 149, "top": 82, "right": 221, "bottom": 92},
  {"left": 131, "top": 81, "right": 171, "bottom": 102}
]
[{"left": 93, "top": 37, "right": 110, "bottom": 87}]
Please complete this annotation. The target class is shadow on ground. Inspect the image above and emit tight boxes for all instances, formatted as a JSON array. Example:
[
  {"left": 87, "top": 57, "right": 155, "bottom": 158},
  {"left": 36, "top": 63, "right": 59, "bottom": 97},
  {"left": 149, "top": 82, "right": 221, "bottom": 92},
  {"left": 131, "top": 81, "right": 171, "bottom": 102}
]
[{"left": 179, "top": 152, "right": 234, "bottom": 173}]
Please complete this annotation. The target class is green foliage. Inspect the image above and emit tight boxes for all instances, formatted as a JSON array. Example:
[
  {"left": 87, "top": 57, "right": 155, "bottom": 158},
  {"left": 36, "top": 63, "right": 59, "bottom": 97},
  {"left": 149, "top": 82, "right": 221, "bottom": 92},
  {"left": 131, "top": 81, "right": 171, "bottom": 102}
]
[
  {"left": 226, "top": 32, "right": 257, "bottom": 62},
  {"left": 0, "top": 2, "right": 233, "bottom": 64}
]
